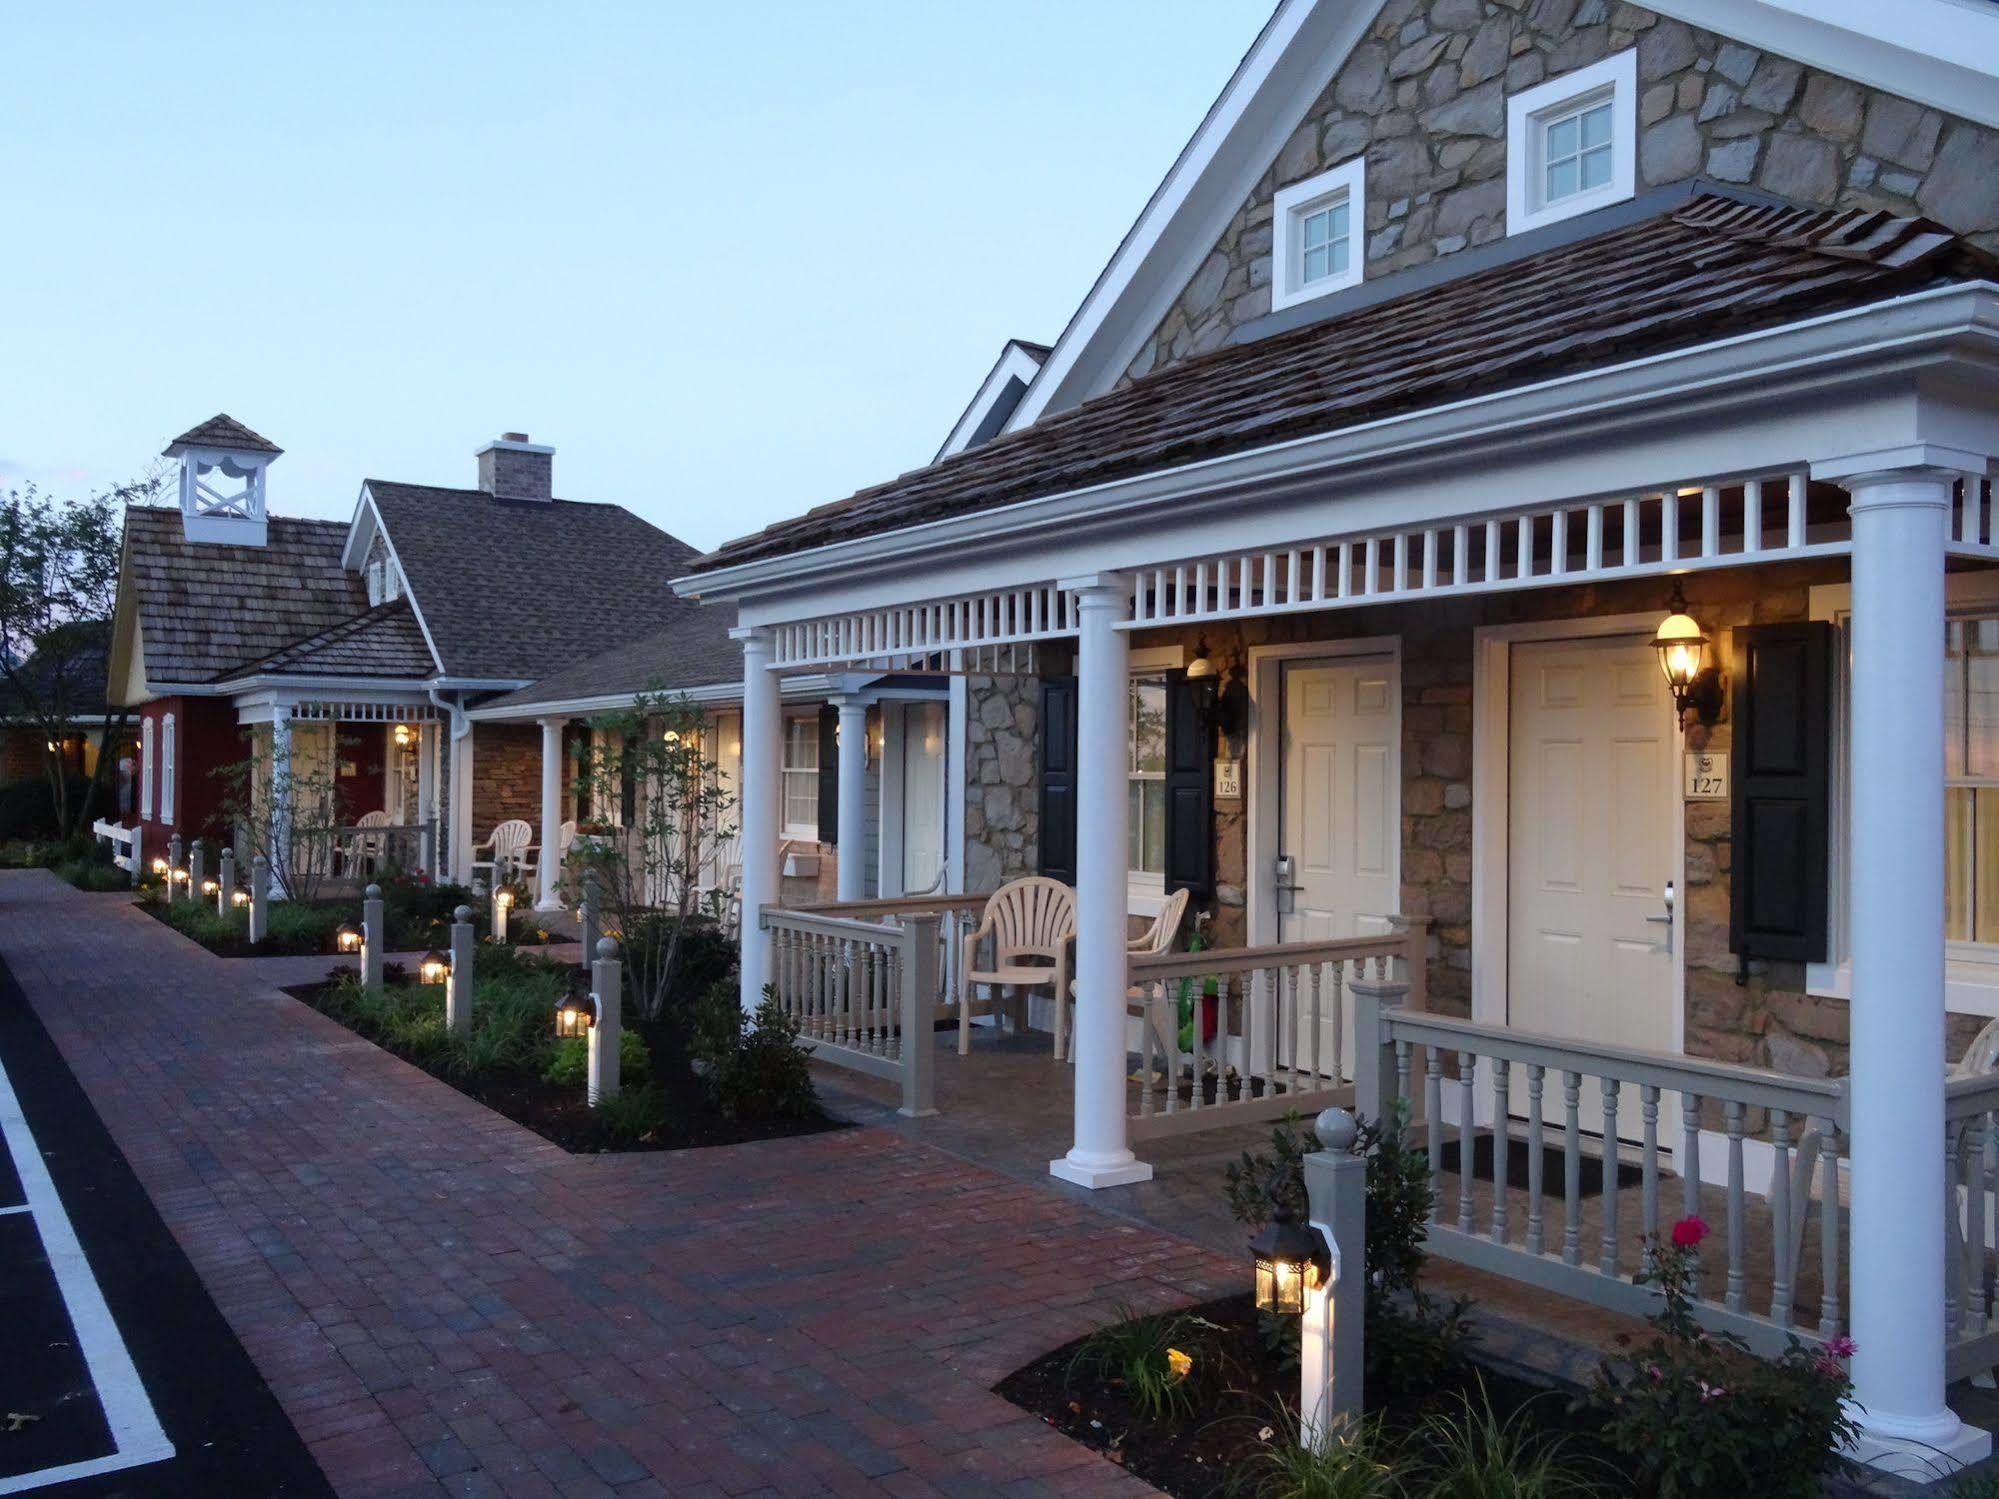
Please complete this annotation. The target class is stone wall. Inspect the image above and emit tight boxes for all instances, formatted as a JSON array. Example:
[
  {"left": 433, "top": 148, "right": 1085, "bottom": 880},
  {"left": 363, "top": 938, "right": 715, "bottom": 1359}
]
[
  {"left": 964, "top": 673, "right": 1039, "bottom": 890},
  {"left": 470, "top": 722, "right": 539, "bottom": 842},
  {"left": 1125, "top": 0, "right": 1999, "bottom": 381}
]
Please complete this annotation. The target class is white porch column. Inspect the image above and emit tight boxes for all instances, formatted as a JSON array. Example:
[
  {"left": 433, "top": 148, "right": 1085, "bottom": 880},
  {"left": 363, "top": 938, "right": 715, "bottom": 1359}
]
[
  {"left": 1051, "top": 575, "right": 1152, "bottom": 1190},
  {"left": 449, "top": 719, "right": 475, "bottom": 886},
  {"left": 734, "top": 626, "right": 782, "bottom": 1013},
  {"left": 416, "top": 722, "right": 437, "bottom": 874},
  {"left": 536, "top": 717, "right": 564, "bottom": 911},
  {"left": 833, "top": 694, "right": 868, "bottom": 902},
  {"left": 1827, "top": 448, "right": 1991, "bottom": 1472},
  {"left": 268, "top": 707, "right": 292, "bottom": 894}
]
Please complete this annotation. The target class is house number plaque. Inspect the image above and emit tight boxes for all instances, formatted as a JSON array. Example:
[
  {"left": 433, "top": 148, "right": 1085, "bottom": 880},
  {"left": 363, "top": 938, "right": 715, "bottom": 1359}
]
[
  {"left": 1683, "top": 751, "right": 1728, "bottom": 801},
  {"left": 1213, "top": 758, "right": 1243, "bottom": 802}
]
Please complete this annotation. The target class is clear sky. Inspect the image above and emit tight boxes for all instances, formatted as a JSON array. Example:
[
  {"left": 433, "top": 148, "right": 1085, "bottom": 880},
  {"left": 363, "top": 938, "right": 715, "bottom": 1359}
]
[{"left": 1, "top": 1, "right": 1273, "bottom": 552}]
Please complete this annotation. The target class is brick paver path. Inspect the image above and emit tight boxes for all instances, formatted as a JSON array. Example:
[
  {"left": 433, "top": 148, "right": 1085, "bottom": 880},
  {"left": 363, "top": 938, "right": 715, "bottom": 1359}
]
[{"left": 2, "top": 874, "right": 1236, "bottom": 1497}]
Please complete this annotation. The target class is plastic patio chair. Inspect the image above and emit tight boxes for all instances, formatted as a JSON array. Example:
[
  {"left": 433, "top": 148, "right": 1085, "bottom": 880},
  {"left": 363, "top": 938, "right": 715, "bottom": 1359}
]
[
  {"left": 957, "top": 876, "right": 1076, "bottom": 1058},
  {"left": 471, "top": 818, "right": 534, "bottom": 891}
]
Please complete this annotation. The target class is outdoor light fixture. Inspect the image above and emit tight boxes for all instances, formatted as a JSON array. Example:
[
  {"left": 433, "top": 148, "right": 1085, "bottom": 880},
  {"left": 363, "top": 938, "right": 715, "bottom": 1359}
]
[
  {"left": 495, "top": 889, "right": 513, "bottom": 910},
  {"left": 1250, "top": 1200, "right": 1330, "bottom": 1317},
  {"left": 335, "top": 924, "right": 362, "bottom": 954},
  {"left": 392, "top": 723, "right": 413, "bottom": 748},
  {"left": 418, "top": 950, "right": 449, "bottom": 985},
  {"left": 201, "top": 878, "right": 220, "bottom": 897},
  {"left": 1652, "top": 583, "right": 1724, "bottom": 728},
  {"left": 554, "top": 994, "right": 595, "bottom": 1038},
  {"left": 151, "top": 856, "right": 168, "bottom": 875},
  {"left": 170, "top": 867, "right": 190, "bottom": 885},
  {"left": 1186, "top": 637, "right": 1218, "bottom": 680},
  {"left": 231, "top": 889, "right": 250, "bottom": 908}
]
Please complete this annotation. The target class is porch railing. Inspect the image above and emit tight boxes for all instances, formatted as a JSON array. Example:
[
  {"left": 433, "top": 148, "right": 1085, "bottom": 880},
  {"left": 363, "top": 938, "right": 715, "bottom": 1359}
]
[
  {"left": 762, "top": 905, "right": 940, "bottom": 1118},
  {"left": 1123, "top": 927, "right": 1422, "bottom": 1141},
  {"left": 1946, "top": 1070, "right": 1999, "bottom": 1379},
  {"left": 327, "top": 822, "right": 436, "bottom": 880},
  {"left": 792, "top": 894, "right": 988, "bottom": 1019},
  {"left": 1354, "top": 984, "right": 1851, "bottom": 1357}
]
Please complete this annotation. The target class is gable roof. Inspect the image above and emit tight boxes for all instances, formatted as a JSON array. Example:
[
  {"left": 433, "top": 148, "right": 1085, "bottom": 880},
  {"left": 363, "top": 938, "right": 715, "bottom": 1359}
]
[
  {"left": 364, "top": 482, "right": 703, "bottom": 682},
  {"left": 934, "top": 339, "right": 1054, "bottom": 461},
  {"left": 693, "top": 193, "right": 1997, "bottom": 574},
  {"left": 216, "top": 599, "right": 437, "bottom": 683},
  {"left": 116, "top": 507, "right": 368, "bottom": 687},
  {"left": 166, "top": 413, "right": 282, "bottom": 454},
  {"left": 475, "top": 602, "right": 741, "bottom": 716}
]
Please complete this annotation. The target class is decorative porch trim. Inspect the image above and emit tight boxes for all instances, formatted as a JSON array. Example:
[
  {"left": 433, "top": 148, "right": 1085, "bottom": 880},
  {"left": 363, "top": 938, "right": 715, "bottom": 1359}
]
[{"left": 291, "top": 701, "right": 440, "bottom": 723}]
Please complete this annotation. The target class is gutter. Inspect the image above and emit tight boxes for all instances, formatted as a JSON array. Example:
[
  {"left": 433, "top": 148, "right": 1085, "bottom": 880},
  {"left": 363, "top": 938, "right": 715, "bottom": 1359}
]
[{"left": 676, "top": 280, "right": 1999, "bottom": 607}]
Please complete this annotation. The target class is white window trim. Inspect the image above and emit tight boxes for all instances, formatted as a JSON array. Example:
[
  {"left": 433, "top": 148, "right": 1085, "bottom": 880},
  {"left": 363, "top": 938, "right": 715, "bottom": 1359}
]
[
  {"left": 780, "top": 709, "right": 821, "bottom": 843},
  {"left": 160, "top": 712, "right": 176, "bottom": 825},
  {"left": 1809, "top": 570, "right": 1999, "bottom": 1017},
  {"left": 1125, "top": 645, "right": 1185, "bottom": 916},
  {"left": 139, "top": 716, "right": 154, "bottom": 818},
  {"left": 1271, "top": 157, "right": 1366, "bottom": 312},
  {"left": 1505, "top": 49, "right": 1637, "bottom": 236}
]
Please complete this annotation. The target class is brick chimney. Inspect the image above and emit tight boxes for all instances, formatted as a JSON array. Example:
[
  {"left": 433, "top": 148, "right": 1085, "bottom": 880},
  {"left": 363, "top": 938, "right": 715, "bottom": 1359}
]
[{"left": 475, "top": 432, "right": 554, "bottom": 501}]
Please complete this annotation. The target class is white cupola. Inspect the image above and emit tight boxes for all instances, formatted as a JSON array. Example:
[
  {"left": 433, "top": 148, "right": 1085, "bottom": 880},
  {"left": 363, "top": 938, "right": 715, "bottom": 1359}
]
[{"left": 163, "top": 414, "right": 280, "bottom": 545}]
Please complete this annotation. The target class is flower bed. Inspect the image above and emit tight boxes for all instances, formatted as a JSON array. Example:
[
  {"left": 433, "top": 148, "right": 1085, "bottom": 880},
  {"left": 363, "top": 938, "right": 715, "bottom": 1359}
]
[
  {"left": 283, "top": 947, "right": 836, "bottom": 1154},
  {"left": 139, "top": 870, "right": 476, "bottom": 957}
]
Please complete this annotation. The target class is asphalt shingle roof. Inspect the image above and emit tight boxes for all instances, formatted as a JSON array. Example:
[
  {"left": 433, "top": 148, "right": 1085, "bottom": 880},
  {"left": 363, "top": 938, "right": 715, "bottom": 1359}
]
[
  {"left": 365, "top": 482, "right": 702, "bottom": 682},
  {"left": 217, "top": 599, "right": 437, "bottom": 682},
  {"left": 166, "top": 414, "right": 282, "bottom": 454},
  {"left": 478, "top": 605, "right": 740, "bottom": 713},
  {"left": 121, "top": 508, "right": 369, "bottom": 685},
  {"left": 694, "top": 193, "right": 1999, "bottom": 573}
]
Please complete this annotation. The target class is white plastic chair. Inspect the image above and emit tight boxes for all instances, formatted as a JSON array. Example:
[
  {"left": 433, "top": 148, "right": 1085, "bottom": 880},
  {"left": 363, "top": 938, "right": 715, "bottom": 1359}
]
[
  {"left": 471, "top": 818, "right": 534, "bottom": 890},
  {"left": 342, "top": 810, "right": 391, "bottom": 880},
  {"left": 957, "top": 876, "right": 1076, "bottom": 1057}
]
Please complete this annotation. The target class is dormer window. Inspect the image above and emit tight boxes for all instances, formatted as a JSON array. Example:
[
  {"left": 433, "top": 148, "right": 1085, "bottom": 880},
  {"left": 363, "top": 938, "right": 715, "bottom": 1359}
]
[
  {"left": 1506, "top": 50, "right": 1636, "bottom": 236},
  {"left": 1271, "top": 157, "right": 1365, "bottom": 312}
]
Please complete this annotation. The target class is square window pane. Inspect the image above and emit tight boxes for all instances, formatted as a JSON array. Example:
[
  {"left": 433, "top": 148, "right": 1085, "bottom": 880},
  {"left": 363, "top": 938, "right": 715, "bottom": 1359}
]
[
  {"left": 1546, "top": 155, "right": 1579, "bottom": 201},
  {"left": 1331, "top": 237, "right": 1349, "bottom": 275},
  {"left": 1128, "top": 782, "right": 1144, "bottom": 868},
  {"left": 1329, "top": 202, "right": 1348, "bottom": 240},
  {"left": 1302, "top": 210, "right": 1329, "bottom": 249},
  {"left": 1546, "top": 114, "right": 1578, "bottom": 158},
  {"left": 1948, "top": 619, "right": 1969, "bottom": 780},
  {"left": 1581, "top": 101, "right": 1612, "bottom": 149},
  {"left": 1143, "top": 782, "right": 1166, "bottom": 874},
  {"left": 1303, "top": 245, "right": 1330, "bottom": 282},
  {"left": 1950, "top": 785, "right": 1973, "bottom": 942},
  {"left": 1580, "top": 142, "right": 1612, "bottom": 191}
]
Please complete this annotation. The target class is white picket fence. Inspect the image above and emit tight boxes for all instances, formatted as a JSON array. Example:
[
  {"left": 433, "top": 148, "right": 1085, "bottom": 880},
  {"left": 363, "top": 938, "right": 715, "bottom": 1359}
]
[{"left": 91, "top": 819, "right": 142, "bottom": 877}]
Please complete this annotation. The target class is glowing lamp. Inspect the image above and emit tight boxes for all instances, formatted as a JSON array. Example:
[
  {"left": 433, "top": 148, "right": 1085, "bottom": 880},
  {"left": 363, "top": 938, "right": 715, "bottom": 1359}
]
[
  {"left": 335, "top": 925, "right": 362, "bottom": 954},
  {"left": 417, "top": 950, "right": 449, "bottom": 985},
  {"left": 1250, "top": 1205, "right": 1329, "bottom": 1317},
  {"left": 231, "top": 889, "right": 250, "bottom": 908},
  {"left": 151, "top": 857, "right": 168, "bottom": 875},
  {"left": 1651, "top": 583, "right": 1724, "bottom": 728},
  {"left": 170, "top": 867, "right": 190, "bottom": 885},
  {"left": 201, "top": 878, "right": 220, "bottom": 897},
  {"left": 494, "top": 889, "right": 514, "bottom": 911},
  {"left": 554, "top": 995, "right": 595, "bottom": 1038},
  {"left": 392, "top": 723, "right": 413, "bottom": 748}
]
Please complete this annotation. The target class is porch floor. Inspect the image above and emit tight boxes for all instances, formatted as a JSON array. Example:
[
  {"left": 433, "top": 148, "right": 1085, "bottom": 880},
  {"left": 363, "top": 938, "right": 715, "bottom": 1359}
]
[{"left": 814, "top": 1024, "right": 1999, "bottom": 1493}]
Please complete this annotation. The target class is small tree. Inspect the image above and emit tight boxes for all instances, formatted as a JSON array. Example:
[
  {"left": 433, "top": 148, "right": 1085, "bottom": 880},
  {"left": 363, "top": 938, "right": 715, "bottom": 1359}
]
[
  {"left": 568, "top": 688, "right": 735, "bottom": 1023},
  {"left": 0, "top": 471, "right": 166, "bottom": 838},
  {"left": 211, "top": 726, "right": 348, "bottom": 903}
]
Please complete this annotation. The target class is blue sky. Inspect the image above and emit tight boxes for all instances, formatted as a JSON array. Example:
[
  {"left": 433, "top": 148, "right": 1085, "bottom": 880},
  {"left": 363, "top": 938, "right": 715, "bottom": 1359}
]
[{"left": 1, "top": 1, "right": 1272, "bottom": 552}]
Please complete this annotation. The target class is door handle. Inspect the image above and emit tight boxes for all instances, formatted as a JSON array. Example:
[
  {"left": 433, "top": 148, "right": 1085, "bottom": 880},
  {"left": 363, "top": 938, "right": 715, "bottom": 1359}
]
[{"left": 1645, "top": 880, "right": 1675, "bottom": 954}]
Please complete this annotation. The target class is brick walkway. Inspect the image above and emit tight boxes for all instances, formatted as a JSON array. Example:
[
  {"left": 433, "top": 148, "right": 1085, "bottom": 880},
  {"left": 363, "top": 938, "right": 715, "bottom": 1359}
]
[{"left": 0, "top": 873, "right": 1236, "bottom": 1497}]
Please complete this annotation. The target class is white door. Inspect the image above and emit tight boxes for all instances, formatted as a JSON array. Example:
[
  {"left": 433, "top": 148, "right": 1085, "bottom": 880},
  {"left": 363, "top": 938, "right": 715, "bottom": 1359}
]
[
  {"left": 1507, "top": 634, "right": 1677, "bottom": 1134},
  {"left": 899, "top": 701, "right": 948, "bottom": 895},
  {"left": 1278, "top": 657, "right": 1400, "bottom": 1075}
]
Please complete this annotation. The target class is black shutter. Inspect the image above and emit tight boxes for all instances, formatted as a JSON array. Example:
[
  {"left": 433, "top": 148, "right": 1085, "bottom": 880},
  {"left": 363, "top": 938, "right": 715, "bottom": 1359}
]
[
  {"left": 1162, "top": 670, "right": 1213, "bottom": 898},
  {"left": 816, "top": 704, "right": 839, "bottom": 842},
  {"left": 1730, "top": 621, "right": 1832, "bottom": 962},
  {"left": 1038, "top": 678, "right": 1078, "bottom": 884}
]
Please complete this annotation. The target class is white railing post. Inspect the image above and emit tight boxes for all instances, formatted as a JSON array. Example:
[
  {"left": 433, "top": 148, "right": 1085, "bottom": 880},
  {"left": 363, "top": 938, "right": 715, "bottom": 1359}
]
[
  {"left": 1302, "top": 1108, "right": 1367, "bottom": 1447},
  {"left": 187, "top": 839, "right": 204, "bottom": 902},
  {"left": 733, "top": 625, "right": 782, "bottom": 1013},
  {"left": 1827, "top": 451, "right": 1992, "bottom": 1472},
  {"left": 445, "top": 905, "right": 474, "bottom": 1035},
  {"left": 900, "top": 913, "right": 939, "bottom": 1118},
  {"left": 248, "top": 854, "right": 269, "bottom": 944},
  {"left": 218, "top": 847, "right": 234, "bottom": 915},
  {"left": 361, "top": 883, "right": 384, "bottom": 988},
  {"left": 588, "top": 937, "right": 622, "bottom": 1106},
  {"left": 1350, "top": 974, "right": 1405, "bottom": 1125},
  {"left": 128, "top": 824, "right": 142, "bottom": 882},
  {"left": 1051, "top": 574, "right": 1150, "bottom": 1189}
]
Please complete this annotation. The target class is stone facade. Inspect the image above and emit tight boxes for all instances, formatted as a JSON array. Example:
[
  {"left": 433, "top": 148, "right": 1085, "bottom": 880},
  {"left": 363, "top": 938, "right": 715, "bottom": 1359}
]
[
  {"left": 1125, "top": 0, "right": 1999, "bottom": 382},
  {"left": 963, "top": 673, "right": 1039, "bottom": 890},
  {"left": 470, "top": 722, "right": 540, "bottom": 842}
]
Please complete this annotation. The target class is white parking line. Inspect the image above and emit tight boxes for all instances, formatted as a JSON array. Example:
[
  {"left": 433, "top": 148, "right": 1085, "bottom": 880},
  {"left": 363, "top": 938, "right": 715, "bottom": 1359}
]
[{"left": 0, "top": 1053, "right": 174, "bottom": 1495}]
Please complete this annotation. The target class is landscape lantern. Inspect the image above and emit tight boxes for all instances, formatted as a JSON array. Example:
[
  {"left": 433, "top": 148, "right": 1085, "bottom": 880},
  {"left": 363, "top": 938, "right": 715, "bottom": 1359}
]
[
  {"left": 201, "top": 878, "right": 220, "bottom": 897},
  {"left": 554, "top": 994, "right": 595, "bottom": 1038},
  {"left": 1250, "top": 1203, "right": 1328, "bottom": 1317},
  {"left": 170, "top": 867, "right": 190, "bottom": 886},
  {"left": 231, "top": 888, "right": 251, "bottom": 908},
  {"left": 151, "top": 856, "right": 168, "bottom": 876},
  {"left": 335, "top": 924, "right": 362, "bottom": 954},
  {"left": 418, "top": 950, "right": 449, "bottom": 985}
]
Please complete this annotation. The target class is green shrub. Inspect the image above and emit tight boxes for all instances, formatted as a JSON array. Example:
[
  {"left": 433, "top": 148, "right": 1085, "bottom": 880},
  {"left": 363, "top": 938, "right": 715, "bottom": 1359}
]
[
  {"left": 1582, "top": 1216, "right": 1856, "bottom": 1499},
  {"left": 592, "top": 1085, "right": 672, "bottom": 1143},
  {"left": 0, "top": 837, "right": 58, "bottom": 868},
  {"left": 542, "top": 1029, "right": 649, "bottom": 1088},
  {"left": 1415, "top": 1383, "right": 1605, "bottom": 1498},
  {"left": 1240, "top": 1411, "right": 1408, "bottom": 1499},
  {"left": 60, "top": 858, "right": 128, "bottom": 891},
  {"left": 1950, "top": 1474, "right": 1999, "bottom": 1498},
  {"left": 1065, "top": 1302, "right": 1221, "bottom": 1423},
  {"left": 697, "top": 989, "right": 817, "bottom": 1121},
  {"left": 262, "top": 901, "right": 347, "bottom": 951}
]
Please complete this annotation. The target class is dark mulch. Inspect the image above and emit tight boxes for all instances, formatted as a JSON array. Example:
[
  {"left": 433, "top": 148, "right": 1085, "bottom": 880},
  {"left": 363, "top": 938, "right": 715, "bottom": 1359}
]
[
  {"left": 282, "top": 977, "right": 843, "bottom": 1155},
  {"left": 996, "top": 1292, "right": 1627, "bottom": 1498}
]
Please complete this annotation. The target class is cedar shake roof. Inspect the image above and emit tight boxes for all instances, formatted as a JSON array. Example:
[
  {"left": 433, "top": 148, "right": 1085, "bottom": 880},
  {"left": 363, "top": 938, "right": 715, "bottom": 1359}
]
[
  {"left": 478, "top": 603, "right": 740, "bottom": 713},
  {"left": 121, "top": 507, "right": 368, "bottom": 685},
  {"left": 365, "top": 482, "right": 702, "bottom": 682},
  {"left": 694, "top": 194, "right": 1999, "bottom": 573},
  {"left": 217, "top": 599, "right": 437, "bottom": 682},
  {"left": 166, "top": 414, "right": 282, "bottom": 454}
]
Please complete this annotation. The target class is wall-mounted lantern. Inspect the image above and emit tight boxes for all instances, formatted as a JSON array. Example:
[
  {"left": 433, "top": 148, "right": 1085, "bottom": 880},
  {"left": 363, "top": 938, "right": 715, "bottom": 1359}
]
[
  {"left": 1186, "top": 636, "right": 1220, "bottom": 713},
  {"left": 392, "top": 723, "right": 413, "bottom": 748},
  {"left": 1250, "top": 1198, "right": 1329, "bottom": 1317},
  {"left": 335, "top": 924, "right": 362, "bottom": 954},
  {"left": 1652, "top": 583, "right": 1724, "bottom": 729},
  {"left": 417, "top": 950, "right": 449, "bottom": 985},
  {"left": 554, "top": 994, "right": 596, "bottom": 1039}
]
